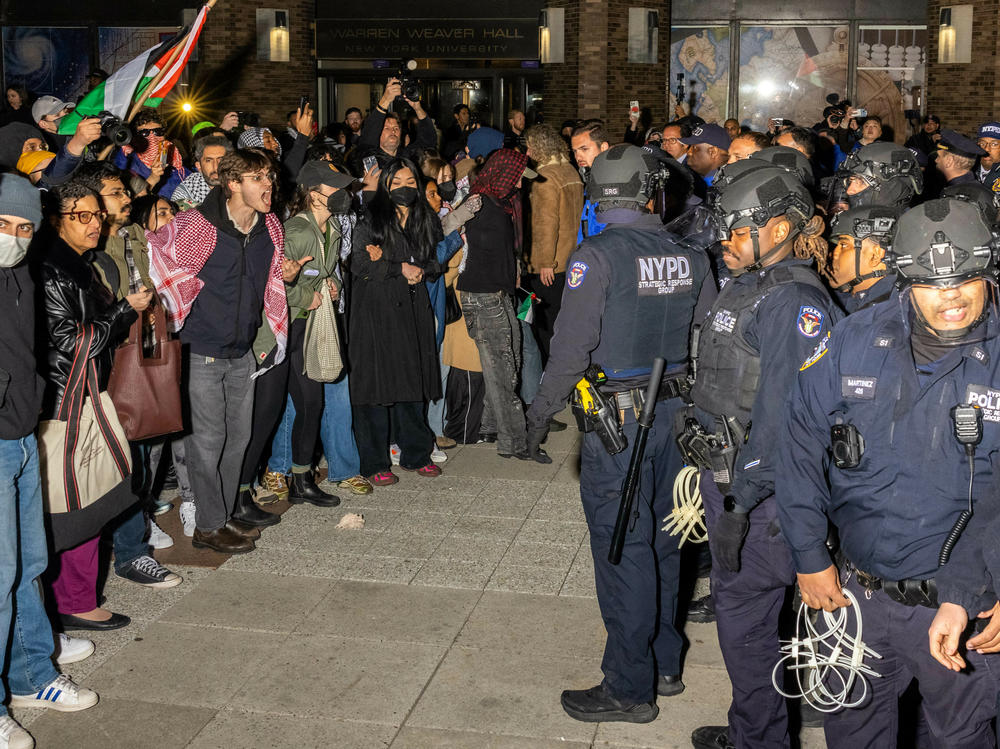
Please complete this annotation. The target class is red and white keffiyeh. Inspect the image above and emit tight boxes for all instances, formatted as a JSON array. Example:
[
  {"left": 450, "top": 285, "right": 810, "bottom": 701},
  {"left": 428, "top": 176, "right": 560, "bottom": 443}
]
[{"left": 146, "top": 208, "right": 288, "bottom": 370}]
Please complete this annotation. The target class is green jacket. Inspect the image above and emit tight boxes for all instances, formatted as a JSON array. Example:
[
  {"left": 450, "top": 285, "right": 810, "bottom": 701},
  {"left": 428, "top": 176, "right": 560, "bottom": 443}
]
[
  {"left": 283, "top": 210, "right": 344, "bottom": 320},
  {"left": 102, "top": 224, "right": 154, "bottom": 299}
]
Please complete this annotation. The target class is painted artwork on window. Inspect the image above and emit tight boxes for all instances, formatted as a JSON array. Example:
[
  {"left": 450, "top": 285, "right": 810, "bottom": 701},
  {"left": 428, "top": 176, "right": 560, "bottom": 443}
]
[
  {"left": 2, "top": 26, "right": 89, "bottom": 101},
  {"left": 669, "top": 26, "right": 730, "bottom": 123}
]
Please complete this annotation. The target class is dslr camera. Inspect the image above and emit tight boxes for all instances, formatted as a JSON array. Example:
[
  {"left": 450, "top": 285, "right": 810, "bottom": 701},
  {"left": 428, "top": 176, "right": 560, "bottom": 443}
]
[
  {"left": 98, "top": 111, "right": 131, "bottom": 146},
  {"left": 236, "top": 111, "right": 261, "bottom": 130},
  {"left": 395, "top": 59, "right": 421, "bottom": 102}
]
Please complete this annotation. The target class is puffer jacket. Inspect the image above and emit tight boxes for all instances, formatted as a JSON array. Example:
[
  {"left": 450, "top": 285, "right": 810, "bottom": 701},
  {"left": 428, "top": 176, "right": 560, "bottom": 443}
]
[{"left": 37, "top": 234, "right": 136, "bottom": 418}]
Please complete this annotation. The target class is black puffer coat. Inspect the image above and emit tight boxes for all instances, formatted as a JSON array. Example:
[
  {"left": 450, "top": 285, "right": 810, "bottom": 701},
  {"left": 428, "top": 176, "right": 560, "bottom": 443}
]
[{"left": 37, "top": 234, "right": 136, "bottom": 418}]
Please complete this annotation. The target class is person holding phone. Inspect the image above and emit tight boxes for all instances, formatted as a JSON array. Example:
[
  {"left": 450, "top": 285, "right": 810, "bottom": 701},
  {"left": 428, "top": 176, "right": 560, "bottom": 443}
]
[
  {"left": 113, "top": 108, "right": 188, "bottom": 199},
  {"left": 351, "top": 77, "right": 437, "bottom": 176}
]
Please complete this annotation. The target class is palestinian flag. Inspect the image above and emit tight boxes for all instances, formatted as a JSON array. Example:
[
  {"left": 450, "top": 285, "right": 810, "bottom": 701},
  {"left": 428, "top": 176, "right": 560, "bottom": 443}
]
[
  {"left": 516, "top": 291, "right": 537, "bottom": 324},
  {"left": 59, "top": 4, "right": 210, "bottom": 135}
]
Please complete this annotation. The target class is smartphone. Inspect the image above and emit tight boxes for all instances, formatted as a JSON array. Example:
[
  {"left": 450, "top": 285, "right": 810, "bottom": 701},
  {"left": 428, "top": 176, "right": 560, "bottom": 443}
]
[
  {"left": 852, "top": 108, "right": 867, "bottom": 118},
  {"left": 363, "top": 155, "right": 378, "bottom": 174},
  {"left": 298, "top": 95, "right": 309, "bottom": 113},
  {"left": 629, "top": 100, "right": 640, "bottom": 119},
  {"left": 770, "top": 117, "right": 783, "bottom": 128},
  {"left": 159, "top": 142, "right": 169, "bottom": 168}
]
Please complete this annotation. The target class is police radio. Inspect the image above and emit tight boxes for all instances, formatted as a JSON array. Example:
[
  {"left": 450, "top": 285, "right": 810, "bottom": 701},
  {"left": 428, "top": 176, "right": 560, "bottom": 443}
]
[{"left": 939, "top": 403, "right": 983, "bottom": 566}]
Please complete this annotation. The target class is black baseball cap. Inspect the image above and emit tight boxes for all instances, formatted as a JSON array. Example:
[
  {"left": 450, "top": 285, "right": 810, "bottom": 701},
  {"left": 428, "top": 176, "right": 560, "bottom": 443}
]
[{"left": 297, "top": 160, "right": 355, "bottom": 189}]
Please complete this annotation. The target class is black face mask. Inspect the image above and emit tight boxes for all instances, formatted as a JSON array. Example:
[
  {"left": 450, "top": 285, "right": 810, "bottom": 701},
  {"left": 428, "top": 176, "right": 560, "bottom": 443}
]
[
  {"left": 326, "top": 189, "right": 352, "bottom": 215},
  {"left": 389, "top": 186, "right": 418, "bottom": 206},
  {"left": 437, "top": 180, "right": 457, "bottom": 202}
]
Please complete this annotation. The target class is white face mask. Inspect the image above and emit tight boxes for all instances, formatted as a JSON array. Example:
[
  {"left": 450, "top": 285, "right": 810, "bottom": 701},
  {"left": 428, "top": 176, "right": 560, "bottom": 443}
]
[{"left": 0, "top": 233, "right": 31, "bottom": 268}]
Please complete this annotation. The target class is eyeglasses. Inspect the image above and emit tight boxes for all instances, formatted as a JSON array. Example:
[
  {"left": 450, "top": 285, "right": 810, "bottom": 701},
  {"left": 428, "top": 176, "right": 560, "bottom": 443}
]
[
  {"left": 977, "top": 139, "right": 1000, "bottom": 151},
  {"left": 60, "top": 210, "right": 107, "bottom": 224},
  {"left": 100, "top": 188, "right": 130, "bottom": 200},
  {"left": 136, "top": 127, "right": 165, "bottom": 137},
  {"left": 241, "top": 172, "right": 275, "bottom": 184}
]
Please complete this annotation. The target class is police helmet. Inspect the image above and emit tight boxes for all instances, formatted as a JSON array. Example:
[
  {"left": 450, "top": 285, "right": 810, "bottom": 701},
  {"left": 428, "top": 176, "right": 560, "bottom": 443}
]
[
  {"left": 940, "top": 182, "right": 1000, "bottom": 226},
  {"left": 840, "top": 142, "right": 923, "bottom": 208},
  {"left": 829, "top": 206, "right": 898, "bottom": 291},
  {"left": 750, "top": 146, "right": 814, "bottom": 186},
  {"left": 588, "top": 144, "right": 660, "bottom": 207},
  {"left": 712, "top": 164, "right": 813, "bottom": 237},
  {"left": 888, "top": 198, "right": 998, "bottom": 287}
]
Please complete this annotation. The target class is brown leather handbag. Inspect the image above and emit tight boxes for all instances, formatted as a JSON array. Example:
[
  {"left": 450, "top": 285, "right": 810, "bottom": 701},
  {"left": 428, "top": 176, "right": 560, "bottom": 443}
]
[{"left": 108, "top": 302, "right": 183, "bottom": 441}]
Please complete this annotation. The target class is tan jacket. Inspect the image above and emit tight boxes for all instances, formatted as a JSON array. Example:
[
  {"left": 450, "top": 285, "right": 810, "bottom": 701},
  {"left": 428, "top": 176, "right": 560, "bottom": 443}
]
[
  {"left": 440, "top": 248, "right": 482, "bottom": 372},
  {"left": 526, "top": 160, "right": 584, "bottom": 274}
]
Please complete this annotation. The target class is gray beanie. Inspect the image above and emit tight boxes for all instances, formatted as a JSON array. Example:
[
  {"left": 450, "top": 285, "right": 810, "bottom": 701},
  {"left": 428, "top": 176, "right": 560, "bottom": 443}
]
[{"left": 0, "top": 173, "right": 43, "bottom": 229}]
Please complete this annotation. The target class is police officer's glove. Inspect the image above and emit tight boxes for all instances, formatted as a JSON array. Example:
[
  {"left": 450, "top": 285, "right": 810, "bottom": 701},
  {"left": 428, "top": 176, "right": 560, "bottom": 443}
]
[
  {"left": 526, "top": 423, "right": 552, "bottom": 464},
  {"left": 711, "top": 501, "right": 749, "bottom": 573}
]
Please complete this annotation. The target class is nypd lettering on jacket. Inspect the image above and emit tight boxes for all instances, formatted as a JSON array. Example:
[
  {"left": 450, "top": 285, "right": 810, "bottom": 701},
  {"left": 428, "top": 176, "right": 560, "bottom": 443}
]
[
  {"left": 965, "top": 384, "right": 1000, "bottom": 421},
  {"left": 636, "top": 255, "right": 694, "bottom": 295}
]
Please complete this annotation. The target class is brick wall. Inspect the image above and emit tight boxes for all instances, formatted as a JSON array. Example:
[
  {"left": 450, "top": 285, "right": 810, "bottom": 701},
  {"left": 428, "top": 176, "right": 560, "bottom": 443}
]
[
  {"left": 193, "top": 0, "right": 316, "bottom": 128},
  {"left": 925, "top": 0, "right": 1000, "bottom": 135},
  {"left": 542, "top": 0, "right": 670, "bottom": 135}
]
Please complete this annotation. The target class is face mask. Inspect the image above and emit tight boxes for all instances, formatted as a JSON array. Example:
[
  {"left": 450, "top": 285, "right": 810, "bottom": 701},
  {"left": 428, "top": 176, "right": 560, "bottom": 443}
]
[
  {"left": 437, "top": 180, "right": 457, "bottom": 202},
  {"left": 389, "top": 186, "right": 418, "bottom": 207},
  {"left": 326, "top": 189, "right": 352, "bottom": 215},
  {"left": 0, "top": 233, "right": 30, "bottom": 268}
]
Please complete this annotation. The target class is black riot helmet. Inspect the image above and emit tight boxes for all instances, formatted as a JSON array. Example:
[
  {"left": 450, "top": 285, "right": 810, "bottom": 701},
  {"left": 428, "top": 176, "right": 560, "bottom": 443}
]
[
  {"left": 639, "top": 144, "right": 694, "bottom": 223},
  {"left": 710, "top": 164, "right": 814, "bottom": 273},
  {"left": 588, "top": 143, "right": 660, "bottom": 209},
  {"left": 840, "top": 142, "right": 922, "bottom": 208},
  {"left": 940, "top": 182, "right": 1000, "bottom": 226},
  {"left": 750, "top": 145, "right": 814, "bottom": 187},
  {"left": 888, "top": 197, "right": 997, "bottom": 288},
  {"left": 828, "top": 206, "right": 898, "bottom": 291}
]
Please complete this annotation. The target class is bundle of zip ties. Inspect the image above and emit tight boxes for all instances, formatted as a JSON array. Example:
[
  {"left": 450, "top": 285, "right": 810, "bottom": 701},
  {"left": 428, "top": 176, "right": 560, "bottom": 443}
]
[{"left": 662, "top": 466, "right": 707, "bottom": 546}]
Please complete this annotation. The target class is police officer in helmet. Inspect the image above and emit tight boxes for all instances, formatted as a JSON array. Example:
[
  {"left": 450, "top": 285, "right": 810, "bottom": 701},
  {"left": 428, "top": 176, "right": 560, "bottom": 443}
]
[
  {"left": 526, "top": 144, "right": 715, "bottom": 723},
  {"left": 686, "top": 163, "right": 841, "bottom": 749},
  {"left": 827, "top": 206, "right": 899, "bottom": 313},
  {"left": 778, "top": 197, "right": 1000, "bottom": 747},
  {"left": 840, "top": 142, "right": 922, "bottom": 209}
]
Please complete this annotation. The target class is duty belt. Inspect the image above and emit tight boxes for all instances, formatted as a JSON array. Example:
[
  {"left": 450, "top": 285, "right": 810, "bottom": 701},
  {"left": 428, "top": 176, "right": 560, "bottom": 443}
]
[
  {"left": 851, "top": 564, "right": 938, "bottom": 609},
  {"left": 610, "top": 377, "right": 688, "bottom": 413}
]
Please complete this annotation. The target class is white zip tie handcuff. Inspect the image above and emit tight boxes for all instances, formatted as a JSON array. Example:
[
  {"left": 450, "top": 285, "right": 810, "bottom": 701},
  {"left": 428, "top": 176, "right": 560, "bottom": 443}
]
[
  {"left": 771, "top": 588, "right": 882, "bottom": 712},
  {"left": 662, "top": 466, "right": 707, "bottom": 546}
]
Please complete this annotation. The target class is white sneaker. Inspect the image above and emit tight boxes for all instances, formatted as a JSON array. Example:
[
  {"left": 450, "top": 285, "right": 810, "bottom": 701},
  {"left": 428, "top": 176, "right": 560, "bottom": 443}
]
[
  {"left": 430, "top": 447, "right": 448, "bottom": 464},
  {"left": 389, "top": 443, "right": 401, "bottom": 466},
  {"left": 147, "top": 518, "right": 174, "bottom": 549},
  {"left": 9, "top": 674, "right": 98, "bottom": 712},
  {"left": 54, "top": 634, "right": 94, "bottom": 666},
  {"left": 179, "top": 501, "right": 196, "bottom": 537},
  {"left": 0, "top": 715, "right": 33, "bottom": 749}
]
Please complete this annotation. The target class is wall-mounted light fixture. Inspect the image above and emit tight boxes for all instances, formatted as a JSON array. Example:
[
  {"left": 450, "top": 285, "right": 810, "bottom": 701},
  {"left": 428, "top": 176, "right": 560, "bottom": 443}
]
[
  {"left": 628, "top": 8, "right": 659, "bottom": 64},
  {"left": 938, "top": 5, "right": 972, "bottom": 64},
  {"left": 539, "top": 8, "right": 565, "bottom": 64},
  {"left": 257, "top": 9, "right": 290, "bottom": 62}
]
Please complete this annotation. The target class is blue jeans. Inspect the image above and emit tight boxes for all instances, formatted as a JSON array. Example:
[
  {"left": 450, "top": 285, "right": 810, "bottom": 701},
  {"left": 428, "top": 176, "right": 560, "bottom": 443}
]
[
  {"left": 110, "top": 503, "right": 150, "bottom": 575},
  {"left": 269, "top": 375, "right": 360, "bottom": 482},
  {"left": 0, "top": 435, "right": 58, "bottom": 713},
  {"left": 427, "top": 362, "right": 451, "bottom": 437},
  {"left": 519, "top": 319, "right": 542, "bottom": 406}
]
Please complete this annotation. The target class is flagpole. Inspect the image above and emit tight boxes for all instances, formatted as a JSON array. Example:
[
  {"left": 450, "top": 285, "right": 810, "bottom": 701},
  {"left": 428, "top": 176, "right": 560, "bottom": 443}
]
[{"left": 126, "top": 0, "right": 220, "bottom": 122}]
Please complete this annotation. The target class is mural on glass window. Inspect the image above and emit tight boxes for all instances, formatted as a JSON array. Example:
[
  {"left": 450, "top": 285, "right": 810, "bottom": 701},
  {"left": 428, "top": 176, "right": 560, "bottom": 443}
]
[
  {"left": 856, "top": 27, "right": 927, "bottom": 143},
  {"left": 668, "top": 27, "right": 730, "bottom": 123}
]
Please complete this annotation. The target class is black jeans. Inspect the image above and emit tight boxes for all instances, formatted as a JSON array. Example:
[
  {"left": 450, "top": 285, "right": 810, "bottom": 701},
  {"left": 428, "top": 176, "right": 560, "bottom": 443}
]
[
  {"left": 239, "top": 317, "right": 323, "bottom": 484},
  {"left": 354, "top": 401, "right": 432, "bottom": 476},
  {"left": 526, "top": 272, "right": 565, "bottom": 364}
]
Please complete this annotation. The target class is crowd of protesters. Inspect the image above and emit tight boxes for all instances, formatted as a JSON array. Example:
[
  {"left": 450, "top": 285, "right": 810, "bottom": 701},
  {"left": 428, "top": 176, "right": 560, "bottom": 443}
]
[{"left": 1, "top": 68, "right": 1000, "bottom": 749}]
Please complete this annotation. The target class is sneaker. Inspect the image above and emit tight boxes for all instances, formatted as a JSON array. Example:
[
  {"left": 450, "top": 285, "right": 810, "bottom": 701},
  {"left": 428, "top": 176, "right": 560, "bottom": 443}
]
[
  {"left": 368, "top": 470, "right": 399, "bottom": 486},
  {"left": 401, "top": 463, "right": 442, "bottom": 477},
  {"left": 262, "top": 470, "right": 290, "bottom": 501},
  {"left": 389, "top": 443, "right": 401, "bottom": 466},
  {"left": 430, "top": 447, "right": 448, "bottom": 464},
  {"left": 179, "top": 500, "right": 196, "bottom": 537},
  {"left": 151, "top": 499, "right": 173, "bottom": 516},
  {"left": 253, "top": 485, "right": 280, "bottom": 505},
  {"left": 337, "top": 475, "right": 374, "bottom": 495},
  {"left": 0, "top": 715, "right": 34, "bottom": 749},
  {"left": 54, "top": 634, "right": 95, "bottom": 666},
  {"left": 116, "top": 555, "right": 182, "bottom": 589},
  {"left": 560, "top": 683, "right": 657, "bottom": 723},
  {"left": 436, "top": 435, "right": 457, "bottom": 449},
  {"left": 9, "top": 674, "right": 98, "bottom": 712},
  {"left": 147, "top": 519, "right": 174, "bottom": 550}
]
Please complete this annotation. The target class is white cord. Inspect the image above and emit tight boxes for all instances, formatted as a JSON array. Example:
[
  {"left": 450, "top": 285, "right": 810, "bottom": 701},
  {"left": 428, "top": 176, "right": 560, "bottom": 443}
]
[
  {"left": 662, "top": 466, "right": 707, "bottom": 545},
  {"left": 771, "top": 588, "right": 883, "bottom": 712}
]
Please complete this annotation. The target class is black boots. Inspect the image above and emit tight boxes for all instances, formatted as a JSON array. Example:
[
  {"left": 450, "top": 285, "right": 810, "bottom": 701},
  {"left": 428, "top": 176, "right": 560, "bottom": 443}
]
[
  {"left": 288, "top": 472, "right": 341, "bottom": 507},
  {"left": 230, "top": 488, "right": 281, "bottom": 527}
]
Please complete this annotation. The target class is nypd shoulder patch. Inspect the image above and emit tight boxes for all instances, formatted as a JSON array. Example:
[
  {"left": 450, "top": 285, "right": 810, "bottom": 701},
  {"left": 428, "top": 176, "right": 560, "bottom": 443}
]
[
  {"left": 567, "top": 261, "right": 589, "bottom": 289},
  {"left": 797, "top": 305, "right": 824, "bottom": 338},
  {"left": 800, "top": 332, "right": 831, "bottom": 371}
]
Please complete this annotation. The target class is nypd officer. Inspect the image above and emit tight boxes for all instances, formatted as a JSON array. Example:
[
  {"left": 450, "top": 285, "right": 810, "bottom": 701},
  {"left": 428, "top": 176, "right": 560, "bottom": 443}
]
[
  {"left": 778, "top": 197, "right": 1000, "bottom": 747},
  {"left": 827, "top": 206, "right": 899, "bottom": 313},
  {"left": 840, "top": 142, "right": 923, "bottom": 209},
  {"left": 977, "top": 121, "right": 1000, "bottom": 195},
  {"left": 526, "top": 144, "right": 715, "bottom": 723},
  {"left": 934, "top": 129, "right": 989, "bottom": 190},
  {"left": 686, "top": 162, "right": 841, "bottom": 749}
]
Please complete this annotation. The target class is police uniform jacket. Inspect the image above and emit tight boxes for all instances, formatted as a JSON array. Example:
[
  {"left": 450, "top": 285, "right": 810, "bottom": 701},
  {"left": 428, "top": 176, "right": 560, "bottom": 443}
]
[
  {"left": 978, "top": 162, "right": 1000, "bottom": 194},
  {"left": 527, "top": 209, "right": 713, "bottom": 431},
  {"left": 778, "top": 301, "right": 1000, "bottom": 581},
  {"left": 691, "top": 258, "right": 840, "bottom": 510},
  {"left": 839, "top": 273, "right": 898, "bottom": 315}
]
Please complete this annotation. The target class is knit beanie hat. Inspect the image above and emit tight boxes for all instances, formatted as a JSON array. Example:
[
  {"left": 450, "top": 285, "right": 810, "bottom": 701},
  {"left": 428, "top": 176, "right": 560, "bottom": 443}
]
[{"left": 0, "top": 173, "right": 43, "bottom": 229}]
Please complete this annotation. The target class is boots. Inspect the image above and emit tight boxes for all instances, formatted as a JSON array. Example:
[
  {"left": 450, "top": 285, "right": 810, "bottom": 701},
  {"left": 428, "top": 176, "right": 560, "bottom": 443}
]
[
  {"left": 289, "top": 471, "right": 341, "bottom": 507},
  {"left": 230, "top": 488, "right": 281, "bottom": 527}
]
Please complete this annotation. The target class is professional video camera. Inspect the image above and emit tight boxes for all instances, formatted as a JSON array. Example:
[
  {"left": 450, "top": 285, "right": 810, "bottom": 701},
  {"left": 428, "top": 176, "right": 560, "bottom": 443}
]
[
  {"left": 98, "top": 111, "right": 131, "bottom": 146},
  {"left": 396, "top": 58, "right": 421, "bottom": 102}
]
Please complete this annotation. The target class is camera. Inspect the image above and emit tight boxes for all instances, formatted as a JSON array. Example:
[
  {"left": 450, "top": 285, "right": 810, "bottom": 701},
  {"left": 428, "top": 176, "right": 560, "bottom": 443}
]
[
  {"left": 236, "top": 111, "right": 260, "bottom": 130},
  {"left": 830, "top": 423, "right": 864, "bottom": 469},
  {"left": 97, "top": 111, "right": 131, "bottom": 146},
  {"left": 396, "top": 59, "right": 421, "bottom": 102}
]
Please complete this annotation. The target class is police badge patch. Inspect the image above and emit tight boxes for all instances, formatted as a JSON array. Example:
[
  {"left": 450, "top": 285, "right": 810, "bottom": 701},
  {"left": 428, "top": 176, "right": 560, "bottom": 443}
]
[
  {"left": 797, "top": 305, "right": 824, "bottom": 338},
  {"left": 567, "top": 261, "right": 589, "bottom": 289}
]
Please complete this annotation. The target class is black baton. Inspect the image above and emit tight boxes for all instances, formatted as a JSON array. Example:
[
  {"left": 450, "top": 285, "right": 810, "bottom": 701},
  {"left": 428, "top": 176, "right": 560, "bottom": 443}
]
[{"left": 609, "top": 357, "right": 666, "bottom": 565}]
